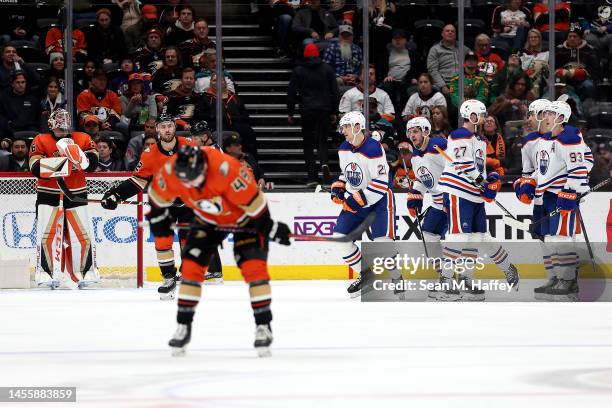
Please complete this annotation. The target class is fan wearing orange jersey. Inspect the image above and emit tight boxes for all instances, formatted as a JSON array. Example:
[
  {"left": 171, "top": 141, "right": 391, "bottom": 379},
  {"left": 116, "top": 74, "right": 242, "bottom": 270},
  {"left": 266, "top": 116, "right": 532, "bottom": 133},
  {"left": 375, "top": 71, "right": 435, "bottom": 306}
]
[{"left": 147, "top": 145, "right": 291, "bottom": 357}]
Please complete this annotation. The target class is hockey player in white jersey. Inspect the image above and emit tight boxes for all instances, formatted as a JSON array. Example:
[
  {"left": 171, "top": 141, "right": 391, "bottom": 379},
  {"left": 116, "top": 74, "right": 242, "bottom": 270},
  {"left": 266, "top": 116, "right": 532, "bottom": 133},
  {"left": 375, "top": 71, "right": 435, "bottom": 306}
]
[
  {"left": 331, "top": 111, "right": 401, "bottom": 297},
  {"left": 438, "top": 100, "right": 519, "bottom": 300},
  {"left": 405, "top": 116, "right": 459, "bottom": 300},
  {"left": 532, "top": 100, "right": 593, "bottom": 300}
]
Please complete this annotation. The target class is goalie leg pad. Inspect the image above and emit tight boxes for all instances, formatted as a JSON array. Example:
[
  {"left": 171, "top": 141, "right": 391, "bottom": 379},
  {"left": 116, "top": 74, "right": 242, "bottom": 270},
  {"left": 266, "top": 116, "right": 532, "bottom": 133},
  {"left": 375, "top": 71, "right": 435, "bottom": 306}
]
[
  {"left": 36, "top": 204, "right": 63, "bottom": 276},
  {"left": 64, "top": 207, "right": 93, "bottom": 281}
]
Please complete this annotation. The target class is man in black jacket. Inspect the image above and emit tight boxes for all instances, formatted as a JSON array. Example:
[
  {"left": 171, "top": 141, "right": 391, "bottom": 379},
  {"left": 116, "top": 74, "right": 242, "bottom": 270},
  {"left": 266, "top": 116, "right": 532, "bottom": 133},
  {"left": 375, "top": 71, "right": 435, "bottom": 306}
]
[
  {"left": 287, "top": 43, "right": 339, "bottom": 186},
  {"left": 0, "top": 71, "right": 40, "bottom": 138},
  {"left": 0, "top": 137, "right": 29, "bottom": 172},
  {"left": 85, "top": 8, "right": 128, "bottom": 65}
]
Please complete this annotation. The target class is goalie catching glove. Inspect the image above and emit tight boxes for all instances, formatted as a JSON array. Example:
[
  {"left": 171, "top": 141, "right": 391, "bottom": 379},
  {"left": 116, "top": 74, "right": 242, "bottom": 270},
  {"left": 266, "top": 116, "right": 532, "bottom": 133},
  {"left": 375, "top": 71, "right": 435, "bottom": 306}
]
[{"left": 56, "top": 138, "right": 89, "bottom": 170}]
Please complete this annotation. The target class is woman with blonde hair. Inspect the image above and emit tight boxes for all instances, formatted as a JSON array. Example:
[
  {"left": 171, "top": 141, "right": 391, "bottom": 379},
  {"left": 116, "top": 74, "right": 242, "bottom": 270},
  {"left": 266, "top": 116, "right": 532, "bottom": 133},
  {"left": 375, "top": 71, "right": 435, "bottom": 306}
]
[{"left": 518, "top": 28, "right": 549, "bottom": 97}]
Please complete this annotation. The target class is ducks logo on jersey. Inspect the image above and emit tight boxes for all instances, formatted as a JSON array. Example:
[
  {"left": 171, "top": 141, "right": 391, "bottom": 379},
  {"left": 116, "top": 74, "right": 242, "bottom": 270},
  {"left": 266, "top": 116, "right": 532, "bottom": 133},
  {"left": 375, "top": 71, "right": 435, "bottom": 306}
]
[
  {"left": 345, "top": 162, "right": 364, "bottom": 186},
  {"left": 417, "top": 166, "right": 435, "bottom": 189},
  {"left": 538, "top": 150, "right": 550, "bottom": 175}
]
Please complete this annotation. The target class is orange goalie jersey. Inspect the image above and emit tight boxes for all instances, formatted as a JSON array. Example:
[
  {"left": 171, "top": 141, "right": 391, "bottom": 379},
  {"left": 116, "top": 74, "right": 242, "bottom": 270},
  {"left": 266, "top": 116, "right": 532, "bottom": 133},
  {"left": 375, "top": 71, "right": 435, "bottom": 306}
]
[
  {"left": 29, "top": 132, "right": 97, "bottom": 194},
  {"left": 149, "top": 147, "right": 267, "bottom": 226}
]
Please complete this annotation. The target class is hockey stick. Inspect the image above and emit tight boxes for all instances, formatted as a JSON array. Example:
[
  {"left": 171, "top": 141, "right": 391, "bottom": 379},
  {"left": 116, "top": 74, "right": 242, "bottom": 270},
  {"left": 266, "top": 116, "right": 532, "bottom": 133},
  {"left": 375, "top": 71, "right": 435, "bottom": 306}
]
[
  {"left": 403, "top": 160, "right": 429, "bottom": 257},
  {"left": 528, "top": 177, "right": 612, "bottom": 232},
  {"left": 314, "top": 184, "right": 331, "bottom": 193},
  {"left": 432, "top": 145, "right": 529, "bottom": 231},
  {"left": 576, "top": 206, "right": 597, "bottom": 277}
]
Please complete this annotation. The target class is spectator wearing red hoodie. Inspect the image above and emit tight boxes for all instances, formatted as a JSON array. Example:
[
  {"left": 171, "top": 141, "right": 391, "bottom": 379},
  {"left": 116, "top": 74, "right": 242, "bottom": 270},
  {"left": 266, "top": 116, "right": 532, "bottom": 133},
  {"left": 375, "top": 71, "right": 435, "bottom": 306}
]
[{"left": 474, "top": 34, "right": 506, "bottom": 84}]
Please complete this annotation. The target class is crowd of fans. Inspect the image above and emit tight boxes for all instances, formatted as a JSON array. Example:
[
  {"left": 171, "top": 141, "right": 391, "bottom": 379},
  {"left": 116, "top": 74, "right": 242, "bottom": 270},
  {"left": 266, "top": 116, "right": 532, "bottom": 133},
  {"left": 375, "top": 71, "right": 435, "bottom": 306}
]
[{"left": 0, "top": 0, "right": 609, "bottom": 190}]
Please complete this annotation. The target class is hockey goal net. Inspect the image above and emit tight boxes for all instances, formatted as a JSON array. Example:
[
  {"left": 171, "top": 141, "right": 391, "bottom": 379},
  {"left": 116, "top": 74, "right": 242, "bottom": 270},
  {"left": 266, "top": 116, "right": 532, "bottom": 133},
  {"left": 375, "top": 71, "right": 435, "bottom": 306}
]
[{"left": 0, "top": 172, "right": 145, "bottom": 287}]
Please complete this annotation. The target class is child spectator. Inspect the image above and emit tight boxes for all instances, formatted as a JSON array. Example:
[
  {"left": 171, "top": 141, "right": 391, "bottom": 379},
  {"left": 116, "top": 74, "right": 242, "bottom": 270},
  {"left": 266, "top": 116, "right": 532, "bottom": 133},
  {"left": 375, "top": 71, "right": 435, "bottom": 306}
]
[{"left": 45, "top": 53, "right": 66, "bottom": 95}]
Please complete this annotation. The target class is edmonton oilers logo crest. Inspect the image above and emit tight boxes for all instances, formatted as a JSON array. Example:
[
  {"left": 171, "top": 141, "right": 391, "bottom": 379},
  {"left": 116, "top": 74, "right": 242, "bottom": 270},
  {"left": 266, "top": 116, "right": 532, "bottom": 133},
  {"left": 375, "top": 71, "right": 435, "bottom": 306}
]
[
  {"left": 539, "top": 150, "right": 550, "bottom": 175},
  {"left": 475, "top": 148, "right": 485, "bottom": 172},
  {"left": 417, "top": 166, "right": 435, "bottom": 189},
  {"left": 345, "top": 162, "right": 363, "bottom": 186}
]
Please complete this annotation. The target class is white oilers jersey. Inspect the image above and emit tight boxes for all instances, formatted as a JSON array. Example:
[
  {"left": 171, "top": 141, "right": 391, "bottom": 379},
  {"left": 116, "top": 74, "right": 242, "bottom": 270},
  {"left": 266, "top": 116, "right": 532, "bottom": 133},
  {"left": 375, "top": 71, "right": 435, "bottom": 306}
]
[
  {"left": 535, "top": 125, "right": 591, "bottom": 198},
  {"left": 338, "top": 137, "right": 390, "bottom": 207},
  {"left": 521, "top": 131, "right": 544, "bottom": 178},
  {"left": 439, "top": 127, "right": 487, "bottom": 203},
  {"left": 411, "top": 137, "right": 448, "bottom": 210}
]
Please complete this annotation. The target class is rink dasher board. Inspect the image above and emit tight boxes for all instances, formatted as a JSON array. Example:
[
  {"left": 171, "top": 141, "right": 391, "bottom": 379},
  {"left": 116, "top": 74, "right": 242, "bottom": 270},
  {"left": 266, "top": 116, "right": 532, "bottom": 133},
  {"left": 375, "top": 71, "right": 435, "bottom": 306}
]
[{"left": 0, "top": 192, "right": 610, "bottom": 281}]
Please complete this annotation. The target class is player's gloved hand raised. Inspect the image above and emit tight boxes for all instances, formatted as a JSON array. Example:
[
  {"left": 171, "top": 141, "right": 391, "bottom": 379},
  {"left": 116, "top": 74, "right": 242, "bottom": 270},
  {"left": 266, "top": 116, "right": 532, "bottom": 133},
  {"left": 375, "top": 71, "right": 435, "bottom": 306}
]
[
  {"left": 148, "top": 208, "right": 173, "bottom": 237},
  {"left": 342, "top": 191, "right": 366, "bottom": 213},
  {"left": 556, "top": 188, "right": 577, "bottom": 215},
  {"left": 268, "top": 221, "right": 291, "bottom": 245},
  {"left": 330, "top": 180, "right": 346, "bottom": 204},
  {"left": 406, "top": 189, "right": 423, "bottom": 218},
  {"left": 481, "top": 172, "right": 501, "bottom": 202},
  {"left": 513, "top": 177, "right": 536, "bottom": 204},
  {"left": 101, "top": 191, "right": 120, "bottom": 210}
]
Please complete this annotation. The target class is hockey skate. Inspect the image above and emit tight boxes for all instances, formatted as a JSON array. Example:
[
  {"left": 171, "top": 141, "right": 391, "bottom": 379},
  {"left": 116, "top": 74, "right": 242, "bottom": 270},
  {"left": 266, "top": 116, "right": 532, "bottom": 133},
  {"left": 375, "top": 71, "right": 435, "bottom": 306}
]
[
  {"left": 169, "top": 323, "right": 192, "bottom": 356},
  {"left": 158, "top": 276, "right": 178, "bottom": 300},
  {"left": 392, "top": 277, "right": 406, "bottom": 300},
  {"left": 254, "top": 324, "right": 273, "bottom": 357},
  {"left": 458, "top": 275, "right": 485, "bottom": 301},
  {"left": 534, "top": 277, "right": 558, "bottom": 300},
  {"left": 347, "top": 275, "right": 370, "bottom": 298},
  {"left": 204, "top": 271, "right": 224, "bottom": 285},
  {"left": 546, "top": 278, "right": 579, "bottom": 302},
  {"left": 435, "top": 276, "right": 461, "bottom": 301},
  {"left": 503, "top": 264, "right": 520, "bottom": 291}
]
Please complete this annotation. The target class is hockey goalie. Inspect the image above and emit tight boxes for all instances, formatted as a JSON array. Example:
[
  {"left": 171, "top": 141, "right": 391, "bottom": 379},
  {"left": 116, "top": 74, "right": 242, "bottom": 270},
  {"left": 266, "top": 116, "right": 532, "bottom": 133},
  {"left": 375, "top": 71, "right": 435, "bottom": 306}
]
[{"left": 28, "top": 109, "right": 100, "bottom": 289}]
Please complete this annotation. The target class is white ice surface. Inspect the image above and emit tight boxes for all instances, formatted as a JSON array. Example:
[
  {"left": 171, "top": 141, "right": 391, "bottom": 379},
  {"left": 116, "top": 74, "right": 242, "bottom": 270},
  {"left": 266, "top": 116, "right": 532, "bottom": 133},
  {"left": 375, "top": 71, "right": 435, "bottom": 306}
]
[{"left": 1, "top": 281, "right": 612, "bottom": 408}]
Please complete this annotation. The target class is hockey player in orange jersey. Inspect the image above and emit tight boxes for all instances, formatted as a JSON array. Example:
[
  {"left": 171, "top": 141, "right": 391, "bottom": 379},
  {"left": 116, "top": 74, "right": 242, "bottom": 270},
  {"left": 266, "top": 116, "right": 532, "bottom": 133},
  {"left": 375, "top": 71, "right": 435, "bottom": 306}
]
[
  {"left": 28, "top": 108, "right": 99, "bottom": 288},
  {"left": 147, "top": 145, "right": 291, "bottom": 357},
  {"left": 100, "top": 114, "right": 223, "bottom": 299}
]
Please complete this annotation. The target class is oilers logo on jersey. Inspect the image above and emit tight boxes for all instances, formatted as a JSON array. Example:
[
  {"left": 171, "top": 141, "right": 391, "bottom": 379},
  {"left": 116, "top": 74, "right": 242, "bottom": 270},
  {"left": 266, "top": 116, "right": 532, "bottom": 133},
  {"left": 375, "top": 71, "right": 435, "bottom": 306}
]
[
  {"left": 538, "top": 150, "right": 550, "bottom": 175},
  {"left": 417, "top": 166, "right": 435, "bottom": 189},
  {"left": 475, "top": 148, "right": 485, "bottom": 173},
  {"left": 345, "top": 162, "right": 364, "bottom": 187}
]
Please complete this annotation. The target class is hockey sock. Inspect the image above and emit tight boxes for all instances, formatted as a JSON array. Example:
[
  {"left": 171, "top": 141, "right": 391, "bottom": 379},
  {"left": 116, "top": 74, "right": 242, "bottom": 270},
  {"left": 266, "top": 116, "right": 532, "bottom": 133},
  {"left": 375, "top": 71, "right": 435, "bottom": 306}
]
[
  {"left": 342, "top": 244, "right": 362, "bottom": 275},
  {"left": 441, "top": 246, "right": 461, "bottom": 279},
  {"left": 460, "top": 247, "right": 478, "bottom": 279},
  {"left": 176, "top": 280, "right": 202, "bottom": 324},
  {"left": 490, "top": 246, "right": 512, "bottom": 273},
  {"left": 556, "top": 250, "right": 578, "bottom": 280},
  {"left": 543, "top": 253, "right": 556, "bottom": 280},
  {"left": 249, "top": 280, "right": 272, "bottom": 327},
  {"left": 157, "top": 249, "right": 177, "bottom": 278}
]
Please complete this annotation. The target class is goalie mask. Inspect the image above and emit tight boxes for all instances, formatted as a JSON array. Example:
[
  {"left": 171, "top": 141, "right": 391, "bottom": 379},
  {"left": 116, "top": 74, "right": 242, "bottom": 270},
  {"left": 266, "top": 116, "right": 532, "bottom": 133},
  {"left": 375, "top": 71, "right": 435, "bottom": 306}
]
[{"left": 48, "top": 109, "right": 72, "bottom": 132}]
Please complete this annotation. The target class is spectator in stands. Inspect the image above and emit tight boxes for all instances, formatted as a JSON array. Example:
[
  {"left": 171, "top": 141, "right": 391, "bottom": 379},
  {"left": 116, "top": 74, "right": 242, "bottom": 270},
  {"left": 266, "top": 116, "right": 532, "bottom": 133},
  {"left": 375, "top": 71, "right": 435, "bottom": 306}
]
[
  {"left": 0, "top": 137, "right": 28, "bottom": 172},
  {"left": 556, "top": 24, "right": 599, "bottom": 100},
  {"left": 427, "top": 24, "right": 470, "bottom": 96},
  {"left": 165, "top": 67, "right": 200, "bottom": 130},
  {"left": 401, "top": 73, "right": 447, "bottom": 121},
  {"left": 449, "top": 52, "right": 489, "bottom": 108},
  {"left": 491, "top": 0, "right": 532, "bottom": 52},
  {"left": 45, "top": 53, "right": 66, "bottom": 95},
  {"left": 85, "top": 8, "right": 128, "bottom": 65},
  {"left": 199, "top": 73, "right": 257, "bottom": 157},
  {"left": 292, "top": 0, "right": 339, "bottom": 45},
  {"left": 125, "top": 4, "right": 160, "bottom": 54},
  {"left": 0, "top": 45, "right": 40, "bottom": 94},
  {"left": 44, "top": 27, "right": 88, "bottom": 62},
  {"left": 490, "top": 52, "right": 525, "bottom": 100},
  {"left": 133, "top": 28, "right": 166, "bottom": 75},
  {"left": 1, "top": 4, "right": 37, "bottom": 45},
  {"left": 116, "top": 0, "right": 143, "bottom": 32},
  {"left": 40, "top": 77, "right": 65, "bottom": 132},
  {"left": 519, "top": 29, "right": 549, "bottom": 97},
  {"left": 590, "top": 140, "right": 612, "bottom": 187},
  {"left": 222, "top": 131, "right": 265, "bottom": 188},
  {"left": 505, "top": 134, "right": 524, "bottom": 175},
  {"left": 268, "top": 0, "right": 296, "bottom": 59},
  {"left": 166, "top": 4, "right": 195, "bottom": 46},
  {"left": 379, "top": 29, "right": 417, "bottom": 113},
  {"left": 159, "top": 0, "right": 187, "bottom": 28},
  {"left": 180, "top": 18, "right": 217, "bottom": 68},
  {"left": 551, "top": 80, "right": 583, "bottom": 119},
  {"left": 481, "top": 115, "right": 508, "bottom": 176},
  {"left": 95, "top": 138, "right": 126, "bottom": 172},
  {"left": 76, "top": 69, "right": 122, "bottom": 131},
  {"left": 110, "top": 58, "right": 136, "bottom": 95},
  {"left": 474, "top": 34, "right": 505, "bottom": 84},
  {"left": 82, "top": 114, "right": 102, "bottom": 141},
  {"left": 358, "top": 0, "right": 400, "bottom": 77},
  {"left": 489, "top": 72, "right": 534, "bottom": 125},
  {"left": 369, "top": 96, "right": 397, "bottom": 141},
  {"left": 152, "top": 46, "right": 183, "bottom": 94},
  {"left": 323, "top": 25, "right": 363, "bottom": 90},
  {"left": 430, "top": 105, "right": 451, "bottom": 138},
  {"left": 287, "top": 43, "right": 339, "bottom": 186},
  {"left": 120, "top": 73, "right": 157, "bottom": 131},
  {"left": 195, "top": 49, "right": 236, "bottom": 94},
  {"left": 583, "top": 5, "right": 612, "bottom": 81},
  {"left": 0, "top": 71, "right": 40, "bottom": 137},
  {"left": 533, "top": 0, "right": 571, "bottom": 44},
  {"left": 75, "top": 59, "right": 98, "bottom": 96},
  {"left": 339, "top": 64, "right": 395, "bottom": 119},
  {"left": 392, "top": 141, "right": 414, "bottom": 188},
  {"left": 124, "top": 118, "right": 158, "bottom": 170}
]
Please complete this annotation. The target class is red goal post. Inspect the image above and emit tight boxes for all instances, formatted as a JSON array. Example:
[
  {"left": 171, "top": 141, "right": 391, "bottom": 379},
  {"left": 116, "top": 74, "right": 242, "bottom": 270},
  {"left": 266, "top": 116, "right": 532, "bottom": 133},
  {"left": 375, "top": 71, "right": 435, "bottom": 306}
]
[{"left": 0, "top": 172, "right": 145, "bottom": 287}]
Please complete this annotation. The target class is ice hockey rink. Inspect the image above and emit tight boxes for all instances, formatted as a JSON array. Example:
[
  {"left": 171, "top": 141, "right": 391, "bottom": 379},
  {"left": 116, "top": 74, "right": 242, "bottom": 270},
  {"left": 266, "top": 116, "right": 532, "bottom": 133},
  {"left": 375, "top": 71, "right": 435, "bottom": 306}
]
[{"left": 2, "top": 281, "right": 612, "bottom": 408}]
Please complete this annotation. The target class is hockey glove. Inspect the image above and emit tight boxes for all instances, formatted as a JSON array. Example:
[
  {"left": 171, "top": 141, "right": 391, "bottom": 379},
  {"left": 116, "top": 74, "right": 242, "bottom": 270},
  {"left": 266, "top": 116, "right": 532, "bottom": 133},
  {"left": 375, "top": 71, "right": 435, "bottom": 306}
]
[
  {"left": 513, "top": 177, "right": 536, "bottom": 204},
  {"left": 406, "top": 189, "right": 423, "bottom": 218},
  {"left": 330, "top": 180, "right": 346, "bottom": 205},
  {"left": 342, "top": 191, "right": 366, "bottom": 213},
  {"left": 148, "top": 208, "right": 173, "bottom": 238},
  {"left": 268, "top": 221, "right": 291, "bottom": 246},
  {"left": 101, "top": 190, "right": 120, "bottom": 210},
  {"left": 556, "top": 188, "right": 577, "bottom": 215},
  {"left": 481, "top": 172, "right": 501, "bottom": 203}
]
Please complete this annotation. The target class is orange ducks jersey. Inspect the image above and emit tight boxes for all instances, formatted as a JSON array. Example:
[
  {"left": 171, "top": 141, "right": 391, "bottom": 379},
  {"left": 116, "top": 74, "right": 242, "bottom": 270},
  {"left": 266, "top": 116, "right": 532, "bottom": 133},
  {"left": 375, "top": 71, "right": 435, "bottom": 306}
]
[
  {"left": 129, "top": 136, "right": 197, "bottom": 190},
  {"left": 29, "top": 132, "right": 97, "bottom": 195},
  {"left": 149, "top": 147, "right": 268, "bottom": 226}
]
